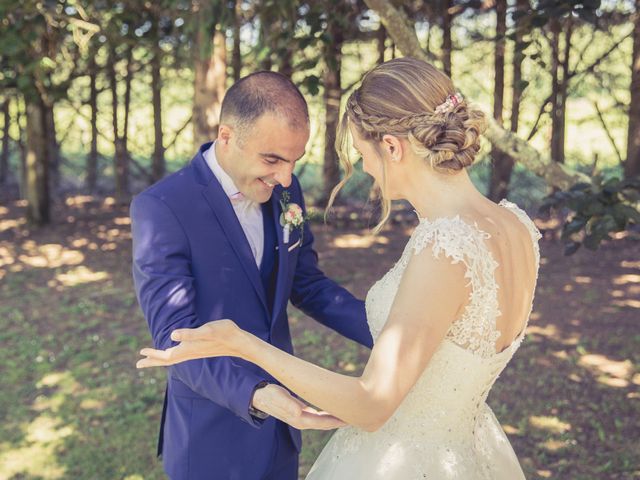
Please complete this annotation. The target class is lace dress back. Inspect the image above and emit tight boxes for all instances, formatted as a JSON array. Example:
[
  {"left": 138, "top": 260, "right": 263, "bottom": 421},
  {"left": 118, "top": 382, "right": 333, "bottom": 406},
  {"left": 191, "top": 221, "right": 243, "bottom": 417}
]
[{"left": 306, "top": 200, "right": 541, "bottom": 480}]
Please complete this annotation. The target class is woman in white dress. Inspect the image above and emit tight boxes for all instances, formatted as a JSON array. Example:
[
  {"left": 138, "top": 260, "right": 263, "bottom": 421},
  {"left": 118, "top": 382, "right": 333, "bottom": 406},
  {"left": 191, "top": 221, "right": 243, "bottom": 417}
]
[{"left": 138, "top": 57, "right": 540, "bottom": 479}]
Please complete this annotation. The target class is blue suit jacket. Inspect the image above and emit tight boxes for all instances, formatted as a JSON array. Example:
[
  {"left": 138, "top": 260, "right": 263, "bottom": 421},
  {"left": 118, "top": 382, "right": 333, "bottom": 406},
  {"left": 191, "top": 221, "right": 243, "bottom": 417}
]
[{"left": 131, "top": 143, "right": 373, "bottom": 479}]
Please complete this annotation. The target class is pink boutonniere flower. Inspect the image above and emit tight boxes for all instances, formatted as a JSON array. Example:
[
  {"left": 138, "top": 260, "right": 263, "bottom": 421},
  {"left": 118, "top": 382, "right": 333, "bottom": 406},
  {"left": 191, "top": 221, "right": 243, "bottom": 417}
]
[{"left": 279, "top": 190, "right": 306, "bottom": 244}]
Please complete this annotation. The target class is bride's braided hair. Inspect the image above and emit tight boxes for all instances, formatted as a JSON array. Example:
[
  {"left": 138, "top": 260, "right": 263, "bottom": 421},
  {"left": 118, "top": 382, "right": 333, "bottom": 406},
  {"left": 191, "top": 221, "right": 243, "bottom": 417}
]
[
  {"left": 327, "top": 57, "right": 487, "bottom": 232},
  {"left": 346, "top": 82, "right": 486, "bottom": 173}
]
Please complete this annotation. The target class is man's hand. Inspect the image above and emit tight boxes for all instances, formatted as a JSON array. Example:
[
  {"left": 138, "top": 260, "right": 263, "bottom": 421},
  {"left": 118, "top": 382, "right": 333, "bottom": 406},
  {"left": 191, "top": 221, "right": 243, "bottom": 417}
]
[{"left": 252, "top": 384, "right": 346, "bottom": 430}]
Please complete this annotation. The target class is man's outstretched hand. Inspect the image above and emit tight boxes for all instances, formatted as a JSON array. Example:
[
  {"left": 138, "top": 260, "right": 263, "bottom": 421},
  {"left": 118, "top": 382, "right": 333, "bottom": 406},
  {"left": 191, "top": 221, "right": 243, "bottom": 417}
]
[{"left": 252, "top": 384, "right": 345, "bottom": 430}]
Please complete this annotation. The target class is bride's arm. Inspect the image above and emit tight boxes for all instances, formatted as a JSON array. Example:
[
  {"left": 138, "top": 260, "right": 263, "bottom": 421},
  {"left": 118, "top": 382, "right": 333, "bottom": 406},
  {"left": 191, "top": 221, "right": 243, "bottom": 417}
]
[{"left": 139, "top": 251, "right": 467, "bottom": 432}]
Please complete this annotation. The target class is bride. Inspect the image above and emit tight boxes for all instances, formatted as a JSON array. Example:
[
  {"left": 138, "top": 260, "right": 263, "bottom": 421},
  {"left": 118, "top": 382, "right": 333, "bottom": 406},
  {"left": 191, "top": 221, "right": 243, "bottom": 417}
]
[{"left": 137, "top": 57, "right": 540, "bottom": 479}]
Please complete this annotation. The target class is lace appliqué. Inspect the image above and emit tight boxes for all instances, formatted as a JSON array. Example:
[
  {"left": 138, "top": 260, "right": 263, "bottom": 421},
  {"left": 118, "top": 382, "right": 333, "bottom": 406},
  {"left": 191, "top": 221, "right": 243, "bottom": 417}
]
[{"left": 411, "top": 216, "right": 502, "bottom": 359}]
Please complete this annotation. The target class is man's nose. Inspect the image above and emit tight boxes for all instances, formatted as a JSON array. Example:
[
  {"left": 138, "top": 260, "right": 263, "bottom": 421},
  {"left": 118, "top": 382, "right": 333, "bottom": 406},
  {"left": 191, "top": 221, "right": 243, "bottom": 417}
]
[{"left": 273, "top": 163, "right": 294, "bottom": 188}]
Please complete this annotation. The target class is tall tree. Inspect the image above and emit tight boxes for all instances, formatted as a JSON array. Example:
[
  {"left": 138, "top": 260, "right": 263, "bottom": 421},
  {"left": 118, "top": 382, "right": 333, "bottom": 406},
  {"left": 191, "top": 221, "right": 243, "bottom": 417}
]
[
  {"left": 442, "top": 0, "right": 453, "bottom": 77},
  {"left": 192, "top": 0, "right": 227, "bottom": 147},
  {"left": 490, "top": 0, "right": 529, "bottom": 200},
  {"left": 488, "top": 0, "right": 509, "bottom": 200},
  {"left": 108, "top": 43, "right": 133, "bottom": 203},
  {"left": 25, "top": 96, "right": 50, "bottom": 225},
  {"left": 232, "top": 0, "right": 243, "bottom": 82},
  {"left": 0, "top": 1, "right": 92, "bottom": 224},
  {"left": 321, "top": 8, "right": 347, "bottom": 203},
  {"left": 0, "top": 99, "right": 9, "bottom": 186},
  {"left": 549, "top": 15, "right": 573, "bottom": 164},
  {"left": 87, "top": 50, "right": 99, "bottom": 192},
  {"left": 626, "top": 0, "right": 640, "bottom": 178}
]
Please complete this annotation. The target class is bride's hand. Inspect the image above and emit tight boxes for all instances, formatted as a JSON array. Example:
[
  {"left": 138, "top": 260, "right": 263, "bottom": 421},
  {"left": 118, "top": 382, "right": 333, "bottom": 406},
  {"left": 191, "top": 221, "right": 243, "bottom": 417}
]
[{"left": 136, "top": 319, "right": 244, "bottom": 368}]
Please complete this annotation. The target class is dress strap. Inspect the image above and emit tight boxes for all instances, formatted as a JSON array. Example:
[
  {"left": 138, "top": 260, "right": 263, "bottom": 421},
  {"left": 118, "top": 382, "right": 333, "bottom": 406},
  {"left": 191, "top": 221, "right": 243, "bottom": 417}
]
[{"left": 498, "top": 199, "right": 542, "bottom": 263}]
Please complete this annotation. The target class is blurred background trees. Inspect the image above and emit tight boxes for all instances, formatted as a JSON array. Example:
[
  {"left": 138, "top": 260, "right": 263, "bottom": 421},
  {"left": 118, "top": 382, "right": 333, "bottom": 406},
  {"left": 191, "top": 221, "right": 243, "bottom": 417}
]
[{"left": 0, "top": 0, "right": 637, "bottom": 248}]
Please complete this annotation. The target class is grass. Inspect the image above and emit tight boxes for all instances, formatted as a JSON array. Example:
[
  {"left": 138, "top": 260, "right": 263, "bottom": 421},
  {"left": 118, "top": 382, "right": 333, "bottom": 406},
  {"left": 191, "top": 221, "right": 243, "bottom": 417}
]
[{"left": 1, "top": 195, "right": 639, "bottom": 479}]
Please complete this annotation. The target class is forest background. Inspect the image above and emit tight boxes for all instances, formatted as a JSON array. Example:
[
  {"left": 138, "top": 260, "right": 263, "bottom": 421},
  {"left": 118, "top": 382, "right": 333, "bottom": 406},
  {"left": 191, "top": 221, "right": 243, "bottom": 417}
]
[{"left": 0, "top": 0, "right": 638, "bottom": 478}]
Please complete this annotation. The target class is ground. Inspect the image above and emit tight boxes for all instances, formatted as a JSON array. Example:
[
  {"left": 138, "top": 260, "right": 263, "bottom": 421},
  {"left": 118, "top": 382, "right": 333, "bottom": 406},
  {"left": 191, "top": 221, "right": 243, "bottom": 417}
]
[{"left": 0, "top": 195, "right": 638, "bottom": 480}]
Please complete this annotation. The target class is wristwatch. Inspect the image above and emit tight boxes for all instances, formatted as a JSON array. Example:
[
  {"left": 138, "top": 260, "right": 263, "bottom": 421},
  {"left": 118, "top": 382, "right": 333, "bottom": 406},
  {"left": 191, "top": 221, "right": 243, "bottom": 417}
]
[{"left": 248, "top": 381, "right": 270, "bottom": 420}]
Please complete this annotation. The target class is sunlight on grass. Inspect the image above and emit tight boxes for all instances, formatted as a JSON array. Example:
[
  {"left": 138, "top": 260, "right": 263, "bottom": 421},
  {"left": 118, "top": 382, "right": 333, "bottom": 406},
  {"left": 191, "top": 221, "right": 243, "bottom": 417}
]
[
  {"left": 529, "top": 415, "right": 571, "bottom": 434},
  {"left": 114, "top": 216, "right": 132, "bottom": 225},
  {"left": 0, "top": 416, "right": 73, "bottom": 479},
  {"left": 578, "top": 354, "right": 633, "bottom": 379},
  {"left": 65, "top": 195, "right": 96, "bottom": 207},
  {"left": 540, "top": 438, "right": 570, "bottom": 453},
  {"left": 612, "top": 274, "right": 640, "bottom": 285},
  {"left": 51, "top": 265, "right": 110, "bottom": 287},
  {"left": 333, "top": 233, "right": 389, "bottom": 249},
  {"left": 536, "top": 468, "right": 553, "bottom": 478},
  {"left": 0, "top": 217, "right": 26, "bottom": 232},
  {"left": 573, "top": 275, "right": 592, "bottom": 284},
  {"left": 620, "top": 260, "right": 640, "bottom": 269},
  {"left": 611, "top": 298, "right": 640, "bottom": 308},
  {"left": 18, "top": 243, "right": 84, "bottom": 268}
]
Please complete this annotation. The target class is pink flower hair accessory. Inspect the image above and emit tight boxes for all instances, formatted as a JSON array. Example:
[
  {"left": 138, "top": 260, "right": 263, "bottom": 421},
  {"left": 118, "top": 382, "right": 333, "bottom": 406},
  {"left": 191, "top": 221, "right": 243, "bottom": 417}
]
[{"left": 434, "top": 92, "right": 464, "bottom": 115}]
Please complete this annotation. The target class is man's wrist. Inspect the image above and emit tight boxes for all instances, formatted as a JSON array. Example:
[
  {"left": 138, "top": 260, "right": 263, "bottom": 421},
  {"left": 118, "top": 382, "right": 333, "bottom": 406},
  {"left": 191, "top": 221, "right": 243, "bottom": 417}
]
[{"left": 249, "top": 381, "right": 270, "bottom": 419}]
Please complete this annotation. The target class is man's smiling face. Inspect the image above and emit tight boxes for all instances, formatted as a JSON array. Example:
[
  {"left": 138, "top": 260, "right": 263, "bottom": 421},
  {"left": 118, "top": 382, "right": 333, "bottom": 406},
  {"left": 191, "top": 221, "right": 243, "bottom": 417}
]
[{"left": 216, "top": 113, "right": 309, "bottom": 204}]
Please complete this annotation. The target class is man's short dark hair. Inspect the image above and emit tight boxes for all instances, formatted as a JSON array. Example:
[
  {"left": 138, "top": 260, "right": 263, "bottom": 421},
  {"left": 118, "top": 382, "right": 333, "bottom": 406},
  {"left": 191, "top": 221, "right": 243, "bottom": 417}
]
[{"left": 220, "top": 71, "right": 309, "bottom": 134}]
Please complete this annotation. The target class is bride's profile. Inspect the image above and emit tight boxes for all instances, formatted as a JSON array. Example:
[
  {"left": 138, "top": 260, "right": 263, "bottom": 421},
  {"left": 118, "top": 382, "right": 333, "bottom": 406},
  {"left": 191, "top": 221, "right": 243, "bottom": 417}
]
[{"left": 138, "top": 57, "right": 540, "bottom": 479}]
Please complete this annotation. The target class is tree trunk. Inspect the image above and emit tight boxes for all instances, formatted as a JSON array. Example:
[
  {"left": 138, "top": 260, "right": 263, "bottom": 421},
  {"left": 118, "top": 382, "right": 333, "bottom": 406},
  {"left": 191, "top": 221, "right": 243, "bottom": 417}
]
[
  {"left": 322, "top": 25, "right": 343, "bottom": 203},
  {"left": 377, "top": 24, "right": 386, "bottom": 64},
  {"left": 626, "top": 0, "right": 640, "bottom": 178},
  {"left": 119, "top": 44, "right": 133, "bottom": 200},
  {"left": 491, "top": 0, "right": 529, "bottom": 199},
  {"left": 45, "top": 102, "right": 59, "bottom": 194},
  {"left": 279, "top": 46, "right": 293, "bottom": 79},
  {"left": 550, "top": 17, "right": 573, "bottom": 165},
  {"left": 488, "top": 0, "right": 509, "bottom": 201},
  {"left": 151, "top": 43, "right": 165, "bottom": 182},
  {"left": 109, "top": 46, "right": 129, "bottom": 202},
  {"left": 25, "top": 96, "right": 50, "bottom": 225},
  {"left": 232, "top": 0, "right": 242, "bottom": 82},
  {"left": 87, "top": 54, "right": 99, "bottom": 191},
  {"left": 559, "top": 19, "right": 573, "bottom": 163},
  {"left": 193, "top": 5, "right": 227, "bottom": 148},
  {"left": 16, "top": 96, "right": 27, "bottom": 199},
  {"left": 1, "top": 99, "right": 9, "bottom": 185},
  {"left": 442, "top": 0, "right": 453, "bottom": 78},
  {"left": 363, "top": 0, "right": 588, "bottom": 190}
]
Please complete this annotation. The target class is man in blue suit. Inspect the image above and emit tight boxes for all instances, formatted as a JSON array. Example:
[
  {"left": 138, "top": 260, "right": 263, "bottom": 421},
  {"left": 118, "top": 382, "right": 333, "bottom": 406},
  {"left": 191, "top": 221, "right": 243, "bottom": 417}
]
[{"left": 131, "top": 71, "right": 373, "bottom": 479}]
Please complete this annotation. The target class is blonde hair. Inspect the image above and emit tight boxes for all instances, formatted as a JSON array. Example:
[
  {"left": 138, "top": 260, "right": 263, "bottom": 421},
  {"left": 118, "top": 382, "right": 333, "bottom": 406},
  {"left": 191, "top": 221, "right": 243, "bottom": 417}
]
[{"left": 327, "top": 57, "right": 487, "bottom": 233}]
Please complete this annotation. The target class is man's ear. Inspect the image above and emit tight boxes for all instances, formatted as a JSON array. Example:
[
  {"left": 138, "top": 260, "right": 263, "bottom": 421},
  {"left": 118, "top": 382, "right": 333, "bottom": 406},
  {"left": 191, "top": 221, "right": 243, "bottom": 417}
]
[
  {"left": 218, "top": 124, "right": 232, "bottom": 145},
  {"left": 381, "top": 134, "right": 403, "bottom": 162}
]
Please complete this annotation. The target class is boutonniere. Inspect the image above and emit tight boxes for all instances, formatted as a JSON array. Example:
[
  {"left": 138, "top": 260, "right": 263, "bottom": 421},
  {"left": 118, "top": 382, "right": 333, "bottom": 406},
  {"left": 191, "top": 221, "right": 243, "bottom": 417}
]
[{"left": 279, "top": 190, "right": 305, "bottom": 244}]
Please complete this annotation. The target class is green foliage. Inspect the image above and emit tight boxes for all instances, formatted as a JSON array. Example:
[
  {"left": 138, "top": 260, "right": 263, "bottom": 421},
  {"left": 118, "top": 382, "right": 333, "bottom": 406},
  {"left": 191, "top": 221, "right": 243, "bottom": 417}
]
[{"left": 540, "top": 175, "right": 640, "bottom": 255}]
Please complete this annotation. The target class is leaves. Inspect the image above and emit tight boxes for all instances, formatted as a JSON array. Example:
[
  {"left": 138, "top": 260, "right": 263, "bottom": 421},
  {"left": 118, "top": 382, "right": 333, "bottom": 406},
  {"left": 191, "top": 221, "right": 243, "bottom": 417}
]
[{"left": 541, "top": 175, "right": 640, "bottom": 255}]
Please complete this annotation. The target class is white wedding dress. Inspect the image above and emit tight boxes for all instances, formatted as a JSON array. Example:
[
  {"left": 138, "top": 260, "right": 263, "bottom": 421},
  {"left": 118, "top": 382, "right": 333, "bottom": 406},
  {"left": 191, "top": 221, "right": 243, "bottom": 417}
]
[{"left": 306, "top": 200, "right": 541, "bottom": 480}]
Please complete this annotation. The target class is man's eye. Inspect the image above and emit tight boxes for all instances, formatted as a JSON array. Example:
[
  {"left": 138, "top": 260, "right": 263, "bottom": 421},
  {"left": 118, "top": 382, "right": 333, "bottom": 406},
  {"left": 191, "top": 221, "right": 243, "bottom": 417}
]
[{"left": 264, "top": 157, "right": 278, "bottom": 165}]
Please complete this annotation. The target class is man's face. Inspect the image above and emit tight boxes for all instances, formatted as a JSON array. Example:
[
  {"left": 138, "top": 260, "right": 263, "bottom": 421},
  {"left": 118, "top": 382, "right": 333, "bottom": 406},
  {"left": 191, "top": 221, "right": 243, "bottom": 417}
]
[{"left": 217, "top": 113, "right": 309, "bottom": 203}]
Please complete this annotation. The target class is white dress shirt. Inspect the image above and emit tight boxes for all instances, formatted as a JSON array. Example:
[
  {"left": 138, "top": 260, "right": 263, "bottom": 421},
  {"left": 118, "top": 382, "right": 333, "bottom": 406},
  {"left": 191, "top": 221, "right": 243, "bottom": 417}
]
[{"left": 204, "top": 143, "right": 264, "bottom": 268}]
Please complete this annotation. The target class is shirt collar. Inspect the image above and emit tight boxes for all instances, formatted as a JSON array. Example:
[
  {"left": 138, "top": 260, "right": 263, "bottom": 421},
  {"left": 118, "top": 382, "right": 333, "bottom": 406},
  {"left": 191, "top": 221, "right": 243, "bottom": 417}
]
[{"left": 204, "top": 141, "right": 242, "bottom": 199}]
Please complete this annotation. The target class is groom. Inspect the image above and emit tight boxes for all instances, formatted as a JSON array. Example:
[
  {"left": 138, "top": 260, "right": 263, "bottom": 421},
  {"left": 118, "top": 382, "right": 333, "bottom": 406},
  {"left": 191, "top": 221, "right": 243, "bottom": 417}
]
[{"left": 131, "top": 71, "right": 373, "bottom": 480}]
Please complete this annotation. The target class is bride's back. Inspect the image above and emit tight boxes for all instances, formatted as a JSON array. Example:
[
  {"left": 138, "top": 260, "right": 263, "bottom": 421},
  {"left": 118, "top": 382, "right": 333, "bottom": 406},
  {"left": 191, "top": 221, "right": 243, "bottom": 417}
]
[{"left": 462, "top": 200, "right": 539, "bottom": 354}]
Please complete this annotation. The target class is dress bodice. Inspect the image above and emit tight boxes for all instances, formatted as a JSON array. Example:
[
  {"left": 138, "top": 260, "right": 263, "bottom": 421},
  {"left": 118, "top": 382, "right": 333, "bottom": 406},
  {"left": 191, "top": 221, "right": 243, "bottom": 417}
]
[
  {"left": 364, "top": 200, "right": 540, "bottom": 431},
  {"left": 306, "top": 200, "right": 541, "bottom": 480}
]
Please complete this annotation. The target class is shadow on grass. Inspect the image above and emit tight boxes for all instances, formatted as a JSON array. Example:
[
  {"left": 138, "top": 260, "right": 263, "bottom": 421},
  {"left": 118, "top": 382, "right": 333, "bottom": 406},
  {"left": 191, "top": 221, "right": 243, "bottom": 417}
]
[{"left": 1, "top": 195, "right": 638, "bottom": 480}]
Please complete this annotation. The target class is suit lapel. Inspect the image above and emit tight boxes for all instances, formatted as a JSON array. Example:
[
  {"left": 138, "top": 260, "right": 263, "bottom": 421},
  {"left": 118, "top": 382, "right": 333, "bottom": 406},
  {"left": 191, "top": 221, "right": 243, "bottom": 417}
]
[
  {"left": 271, "top": 187, "right": 290, "bottom": 323},
  {"left": 196, "top": 152, "right": 269, "bottom": 316}
]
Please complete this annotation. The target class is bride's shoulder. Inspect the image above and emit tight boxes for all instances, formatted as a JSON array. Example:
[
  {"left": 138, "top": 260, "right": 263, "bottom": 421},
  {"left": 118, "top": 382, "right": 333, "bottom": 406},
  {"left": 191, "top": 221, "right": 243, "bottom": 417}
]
[
  {"left": 410, "top": 216, "right": 487, "bottom": 264},
  {"left": 497, "top": 199, "right": 542, "bottom": 242}
]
